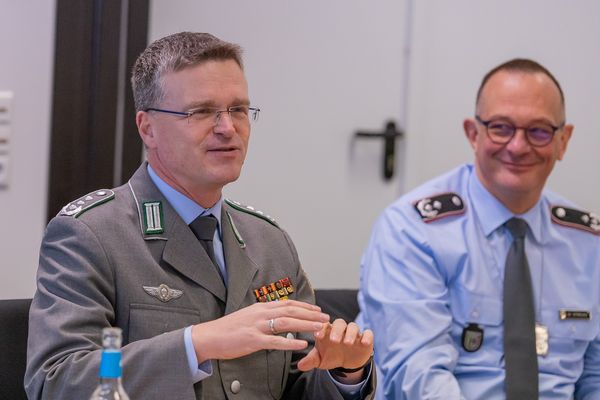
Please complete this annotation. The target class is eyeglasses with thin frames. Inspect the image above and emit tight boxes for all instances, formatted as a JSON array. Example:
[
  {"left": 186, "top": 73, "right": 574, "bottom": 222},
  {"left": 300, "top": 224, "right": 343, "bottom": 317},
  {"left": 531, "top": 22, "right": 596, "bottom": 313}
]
[
  {"left": 145, "top": 105, "right": 260, "bottom": 125},
  {"left": 475, "top": 115, "right": 564, "bottom": 147}
]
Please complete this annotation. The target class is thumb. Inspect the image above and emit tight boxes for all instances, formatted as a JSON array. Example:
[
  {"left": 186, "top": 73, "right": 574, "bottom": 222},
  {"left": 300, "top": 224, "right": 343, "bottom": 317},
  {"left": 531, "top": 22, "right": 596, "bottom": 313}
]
[{"left": 297, "top": 347, "right": 322, "bottom": 371}]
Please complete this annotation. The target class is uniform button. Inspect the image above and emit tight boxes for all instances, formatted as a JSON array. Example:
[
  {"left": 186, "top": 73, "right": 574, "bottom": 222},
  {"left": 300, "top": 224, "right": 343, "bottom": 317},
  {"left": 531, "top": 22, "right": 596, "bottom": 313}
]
[
  {"left": 286, "top": 332, "right": 294, "bottom": 340},
  {"left": 230, "top": 380, "right": 241, "bottom": 394}
]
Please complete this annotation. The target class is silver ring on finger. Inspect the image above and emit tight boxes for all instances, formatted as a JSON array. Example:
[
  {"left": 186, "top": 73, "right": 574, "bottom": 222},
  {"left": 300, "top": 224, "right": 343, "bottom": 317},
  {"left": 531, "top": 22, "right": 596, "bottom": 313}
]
[{"left": 268, "top": 318, "right": 277, "bottom": 334}]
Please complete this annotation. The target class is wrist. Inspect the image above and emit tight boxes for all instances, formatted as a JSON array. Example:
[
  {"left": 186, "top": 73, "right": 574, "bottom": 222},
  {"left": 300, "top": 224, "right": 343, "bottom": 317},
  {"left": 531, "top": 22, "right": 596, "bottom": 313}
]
[
  {"left": 329, "top": 355, "right": 372, "bottom": 378},
  {"left": 192, "top": 322, "right": 213, "bottom": 364},
  {"left": 330, "top": 368, "right": 366, "bottom": 384}
]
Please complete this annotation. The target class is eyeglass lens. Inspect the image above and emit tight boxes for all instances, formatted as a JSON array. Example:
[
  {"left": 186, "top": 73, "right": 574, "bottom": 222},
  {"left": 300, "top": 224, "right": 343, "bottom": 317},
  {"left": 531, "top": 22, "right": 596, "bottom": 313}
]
[{"left": 486, "top": 120, "right": 555, "bottom": 146}]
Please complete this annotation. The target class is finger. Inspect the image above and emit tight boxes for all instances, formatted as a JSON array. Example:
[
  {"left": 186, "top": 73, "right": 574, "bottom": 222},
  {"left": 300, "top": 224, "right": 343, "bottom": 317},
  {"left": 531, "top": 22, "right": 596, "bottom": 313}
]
[
  {"left": 343, "top": 322, "right": 361, "bottom": 345},
  {"left": 360, "top": 329, "right": 374, "bottom": 346},
  {"left": 262, "top": 299, "right": 322, "bottom": 312},
  {"left": 268, "top": 302, "right": 330, "bottom": 323},
  {"left": 297, "top": 347, "right": 322, "bottom": 372},
  {"left": 328, "top": 318, "right": 348, "bottom": 343},
  {"left": 314, "top": 321, "right": 330, "bottom": 340},
  {"left": 262, "top": 335, "right": 309, "bottom": 352},
  {"left": 269, "top": 317, "right": 324, "bottom": 334}
]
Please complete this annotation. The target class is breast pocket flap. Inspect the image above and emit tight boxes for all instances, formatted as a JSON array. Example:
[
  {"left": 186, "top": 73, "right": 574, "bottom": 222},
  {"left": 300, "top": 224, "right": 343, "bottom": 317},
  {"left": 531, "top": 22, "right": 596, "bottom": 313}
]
[{"left": 450, "top": 287, "right": 503, "bottom": 326}]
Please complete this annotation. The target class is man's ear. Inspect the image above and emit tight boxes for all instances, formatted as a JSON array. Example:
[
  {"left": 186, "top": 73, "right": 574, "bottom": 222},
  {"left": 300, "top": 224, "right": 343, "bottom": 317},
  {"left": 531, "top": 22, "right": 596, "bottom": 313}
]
[
  {"left": 556, "top": 124, "right": 574, "bottom": 161},
  {"left": 463, "top": 118, "right": 479, "bottom": 150},
  {"left": 136, "top": 111, "right": 156, "bottom": 148}
]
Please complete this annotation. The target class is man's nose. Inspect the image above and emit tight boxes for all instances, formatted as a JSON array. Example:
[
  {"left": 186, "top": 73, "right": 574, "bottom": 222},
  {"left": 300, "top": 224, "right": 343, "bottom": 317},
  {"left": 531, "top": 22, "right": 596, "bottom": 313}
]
[
  {"left": 506, "top": 128, "right": 532, "bottom": 152},
  {"left": 214, "top": 111, "right": 236, "bottom": 135}
]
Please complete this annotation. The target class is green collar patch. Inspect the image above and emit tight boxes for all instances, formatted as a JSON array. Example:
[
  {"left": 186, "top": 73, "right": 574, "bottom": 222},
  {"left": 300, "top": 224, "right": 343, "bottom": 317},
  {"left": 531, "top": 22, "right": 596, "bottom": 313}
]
[
  {"left": 225, "top": 198, "right": 279, "bottom": 227},
  {"left": 59, "top": 189, "right": 115, "bottom": 218},
  {"left": 142, "top": 201, "right": 164, "bottom": 234},
  {"left": 225, "top": 211, "right": 246, "bottom": 248}
]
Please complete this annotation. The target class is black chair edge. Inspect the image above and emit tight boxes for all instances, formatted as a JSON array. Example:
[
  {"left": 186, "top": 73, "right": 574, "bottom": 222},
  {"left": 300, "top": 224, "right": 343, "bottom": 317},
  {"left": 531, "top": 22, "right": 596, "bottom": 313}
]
[
  {"left": 314, "top": 288, "right": 360, "bottom": 323},
  {"left": 0, "top": 298, "right": 32, "bottom": 400}
]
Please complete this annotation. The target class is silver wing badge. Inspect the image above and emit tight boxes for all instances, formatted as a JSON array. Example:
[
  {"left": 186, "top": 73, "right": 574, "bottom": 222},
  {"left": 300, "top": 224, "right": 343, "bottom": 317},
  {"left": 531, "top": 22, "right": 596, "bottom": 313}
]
[{"left": 143, "top": 284, "right": 183, "bottom": 302}]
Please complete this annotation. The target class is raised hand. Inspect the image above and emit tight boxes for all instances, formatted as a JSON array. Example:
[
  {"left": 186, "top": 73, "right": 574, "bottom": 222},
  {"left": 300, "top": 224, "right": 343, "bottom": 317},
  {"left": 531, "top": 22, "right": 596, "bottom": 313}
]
[
  {"left": 297, "top": 319, "right": 374, "bottom": 383},
  {"left": 192, "top": 300, "right": 330, "bottom": 363}
]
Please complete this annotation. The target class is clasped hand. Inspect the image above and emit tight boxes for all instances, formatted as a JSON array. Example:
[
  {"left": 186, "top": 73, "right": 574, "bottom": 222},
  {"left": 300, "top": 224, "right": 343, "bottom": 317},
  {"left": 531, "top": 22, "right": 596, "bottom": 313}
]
[{"left": 192, "top": 299, "right": 373, "bottom": 377}]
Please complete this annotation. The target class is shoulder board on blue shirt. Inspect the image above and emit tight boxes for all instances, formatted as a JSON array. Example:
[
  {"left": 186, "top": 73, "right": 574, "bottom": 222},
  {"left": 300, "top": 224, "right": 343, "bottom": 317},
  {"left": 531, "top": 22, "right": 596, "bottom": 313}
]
[
  {"left": 413, "top": 192, "right": 465, "bottom": 222},
  {"left": 225, "top": 198, "right": 279, "bottom": 227},
  {"left": 550, "top": 205, "right": 600, "bottom": 235},
  {"left": 59, "top": 189, "right": 115, "bottom": 218}
]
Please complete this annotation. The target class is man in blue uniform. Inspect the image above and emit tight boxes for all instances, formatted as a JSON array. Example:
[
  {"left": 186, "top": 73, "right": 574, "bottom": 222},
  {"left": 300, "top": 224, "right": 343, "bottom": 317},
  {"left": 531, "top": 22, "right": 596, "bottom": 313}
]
[{"left": 357, "top": 58, "right": 600, "bottom": 399}]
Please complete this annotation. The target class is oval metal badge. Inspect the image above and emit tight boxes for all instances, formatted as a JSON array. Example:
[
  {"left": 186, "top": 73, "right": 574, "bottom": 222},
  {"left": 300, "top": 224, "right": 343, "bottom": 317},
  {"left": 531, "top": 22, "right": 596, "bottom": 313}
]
[{"left": 462, "top": 323, "right": 484, "bottom": 352}]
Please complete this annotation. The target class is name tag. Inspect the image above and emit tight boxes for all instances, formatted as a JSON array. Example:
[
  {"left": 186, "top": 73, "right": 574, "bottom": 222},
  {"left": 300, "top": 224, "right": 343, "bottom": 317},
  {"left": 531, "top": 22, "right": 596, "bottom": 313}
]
[{"left": 559, "top": 310, "right": 591, "bottom": 320}]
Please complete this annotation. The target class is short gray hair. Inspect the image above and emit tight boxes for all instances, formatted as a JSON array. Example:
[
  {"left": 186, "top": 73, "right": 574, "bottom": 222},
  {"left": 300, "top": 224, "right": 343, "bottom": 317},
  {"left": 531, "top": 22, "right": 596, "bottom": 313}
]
[{"left": 131, "top": 32, "right": 243, "bottom": 111}]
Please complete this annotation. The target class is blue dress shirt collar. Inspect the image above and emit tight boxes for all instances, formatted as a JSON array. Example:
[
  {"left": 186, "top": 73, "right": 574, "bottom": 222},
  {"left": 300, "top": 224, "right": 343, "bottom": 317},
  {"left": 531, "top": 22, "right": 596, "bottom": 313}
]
[
  {"left": 468, "top": 165, "right": 543, "bottom": 243},
  {"left": 147, "top": 164, "right": 223, "bottom": 238}
]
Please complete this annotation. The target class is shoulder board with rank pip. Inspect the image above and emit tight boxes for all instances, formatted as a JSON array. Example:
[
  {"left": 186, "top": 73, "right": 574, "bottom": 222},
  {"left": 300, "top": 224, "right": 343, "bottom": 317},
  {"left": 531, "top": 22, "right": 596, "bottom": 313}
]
[
  {"left": 413, "top": 192, "right": 465, "bottom": 223},
  {"left": 550, "top": 205, "right": 600, "bottom": 235},
  {"left": 225, "top": 198, "right": 279, "bottom": 227},
  {"left": 59, "top": 189, "right": 115, "bottom": 218}
]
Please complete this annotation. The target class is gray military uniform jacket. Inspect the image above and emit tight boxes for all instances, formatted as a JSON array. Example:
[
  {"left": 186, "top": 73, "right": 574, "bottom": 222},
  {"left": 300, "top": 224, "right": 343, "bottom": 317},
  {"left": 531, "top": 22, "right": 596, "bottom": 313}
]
[{"left": 25, "top": 164, "right": 375, "bottom": 399}]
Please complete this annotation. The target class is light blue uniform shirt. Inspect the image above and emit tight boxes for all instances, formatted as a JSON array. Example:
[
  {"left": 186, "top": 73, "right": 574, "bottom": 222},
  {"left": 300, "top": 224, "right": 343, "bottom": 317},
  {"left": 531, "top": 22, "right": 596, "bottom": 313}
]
[
  {"left": 357, "top": 163, "right": 600, "bottom": 399},
  {"left": 148, "top": 165, "right": 367, "bottom": 398}
]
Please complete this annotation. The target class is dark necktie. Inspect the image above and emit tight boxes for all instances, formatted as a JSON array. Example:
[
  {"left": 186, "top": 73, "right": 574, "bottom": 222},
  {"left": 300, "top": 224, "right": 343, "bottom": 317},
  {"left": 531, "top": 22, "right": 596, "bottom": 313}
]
[
  {"left": 503, "top": 217, "right": 538, "bottom": 399},
  {"left": 189, "top": 214, "right": 225, "bottom": 283}
]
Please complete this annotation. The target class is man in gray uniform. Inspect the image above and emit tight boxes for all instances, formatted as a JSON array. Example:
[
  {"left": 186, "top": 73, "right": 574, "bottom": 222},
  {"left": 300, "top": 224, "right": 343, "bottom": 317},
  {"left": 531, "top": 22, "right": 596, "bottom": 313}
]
[{"left": 25, "top": 32, "right": 375, "bottom": 399}]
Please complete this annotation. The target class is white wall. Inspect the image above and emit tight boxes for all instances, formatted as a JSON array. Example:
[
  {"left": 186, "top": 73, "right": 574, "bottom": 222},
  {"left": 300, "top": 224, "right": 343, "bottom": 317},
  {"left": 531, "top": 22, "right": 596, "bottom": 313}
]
[
  {"left": 1, "top": 1, "right": 599, "bottom": 297},
  {"left": 0, "top": 1, "right": 56, "bottom": 299},
  {"left": 148, "top": 0, "right": 600, "bottom": 290},
  {"left": 405, "top": 0, "right": 600, "bottom": 211},
  {"left": 148, "top": 1, "right": 409, "bottom": 289}
]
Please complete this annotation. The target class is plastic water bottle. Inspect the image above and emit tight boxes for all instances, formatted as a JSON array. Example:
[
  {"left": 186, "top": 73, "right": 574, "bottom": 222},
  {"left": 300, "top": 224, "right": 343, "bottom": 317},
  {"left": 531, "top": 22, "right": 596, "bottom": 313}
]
[{"left": 89, "top": 327, "right": 130, "bottom": 400}]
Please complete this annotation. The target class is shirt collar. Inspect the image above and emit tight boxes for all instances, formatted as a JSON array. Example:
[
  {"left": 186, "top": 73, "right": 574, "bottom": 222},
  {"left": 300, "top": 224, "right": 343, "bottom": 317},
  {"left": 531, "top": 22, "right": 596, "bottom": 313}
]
[
  {"left": 147, "top": 164, "right": 223, "bottom": 236},
  {"left": 468, "top": 167, "right": 543, "bottom": 243}
]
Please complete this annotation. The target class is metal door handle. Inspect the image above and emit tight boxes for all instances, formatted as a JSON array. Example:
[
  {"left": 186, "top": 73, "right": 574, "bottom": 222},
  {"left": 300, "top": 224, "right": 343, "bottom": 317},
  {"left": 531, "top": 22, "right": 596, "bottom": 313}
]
[{"left": 355, "top": 121, "right": 403, "bottom": 180}]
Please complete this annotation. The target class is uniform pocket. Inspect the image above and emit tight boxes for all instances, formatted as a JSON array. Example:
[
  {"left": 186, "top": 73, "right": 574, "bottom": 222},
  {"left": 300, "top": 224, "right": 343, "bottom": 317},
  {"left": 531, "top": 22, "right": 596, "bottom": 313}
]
[
  {"left": 449, "top": 286, "right": 504, "bottom": 361},
  {"left": 128, "top": 302, "right": 201, "bottom": 342},
  {"left": 542, "top": 305, "right": 600, "bottom": 342},
  {"left": 538, "top": 304, "right": 599, "bottom": 368},
  {"left": 449, "top": 286, "right": 503, "bottom": 326}
]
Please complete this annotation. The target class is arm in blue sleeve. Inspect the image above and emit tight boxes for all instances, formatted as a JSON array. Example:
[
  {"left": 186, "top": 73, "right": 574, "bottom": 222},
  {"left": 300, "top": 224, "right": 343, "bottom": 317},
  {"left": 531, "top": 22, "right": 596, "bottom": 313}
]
[
  {"left": 359, "top": 207, "right": 463, "bottom": 400},
  {"left": 575, "top": 332, "right": 600, "bottom": 399}
]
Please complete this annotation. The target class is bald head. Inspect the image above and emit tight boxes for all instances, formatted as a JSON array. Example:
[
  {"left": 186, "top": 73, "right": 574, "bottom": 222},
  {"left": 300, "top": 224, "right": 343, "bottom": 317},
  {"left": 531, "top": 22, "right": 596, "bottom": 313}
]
[
  {"left": 476, "top": 58, "right": 565, "bottom": 113},
  {"left": 477, "top": 70, "right": 566, "bottom": 123}
]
